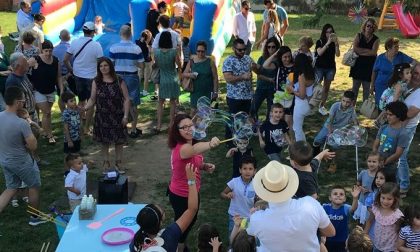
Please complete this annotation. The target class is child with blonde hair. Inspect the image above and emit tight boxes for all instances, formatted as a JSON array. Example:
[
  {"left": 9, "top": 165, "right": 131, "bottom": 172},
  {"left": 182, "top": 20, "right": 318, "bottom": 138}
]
[{"left": 292, "top": 36, "right": 314, "bottom": 62}]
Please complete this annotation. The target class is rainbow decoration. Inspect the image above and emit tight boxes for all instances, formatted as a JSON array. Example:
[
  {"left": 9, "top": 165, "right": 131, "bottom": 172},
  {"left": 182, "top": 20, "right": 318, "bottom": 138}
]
[{"left": 348, "top": 3, "right": 367, "bottom": 24}]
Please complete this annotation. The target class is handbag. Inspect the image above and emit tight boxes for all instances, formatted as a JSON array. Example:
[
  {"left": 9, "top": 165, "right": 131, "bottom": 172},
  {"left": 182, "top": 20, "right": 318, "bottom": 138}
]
[
  {"left": 308, "top": 83, "right": 323, "bottom": 108},
  {"left": 342, "top": 45, "right": 359, "bottom": 67},
  {"left": 360, "top": 96, "right": 379, "bottom": 119},
  {"left": 151, "top": 62, "right": 160, "bottom": 84},
  {"left": 181, "top": 59, "right": 194, "bottom": 92}
]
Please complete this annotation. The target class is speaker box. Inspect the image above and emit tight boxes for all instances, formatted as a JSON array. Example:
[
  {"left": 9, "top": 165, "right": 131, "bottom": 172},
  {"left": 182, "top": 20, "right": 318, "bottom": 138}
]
[{"left": 97, "top": 174, "right": 128, "bottom": 204}]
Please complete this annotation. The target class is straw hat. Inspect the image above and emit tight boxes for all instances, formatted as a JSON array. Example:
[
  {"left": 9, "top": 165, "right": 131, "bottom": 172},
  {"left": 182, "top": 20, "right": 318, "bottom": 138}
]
[{"left": 253, "top": 161, "right": 299, "bottom": 203}]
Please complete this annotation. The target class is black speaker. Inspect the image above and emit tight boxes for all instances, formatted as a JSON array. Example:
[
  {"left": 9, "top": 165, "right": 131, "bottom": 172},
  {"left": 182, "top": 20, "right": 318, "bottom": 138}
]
[{"left": 97, "top": 174, "right": 128, "bottom": 204}]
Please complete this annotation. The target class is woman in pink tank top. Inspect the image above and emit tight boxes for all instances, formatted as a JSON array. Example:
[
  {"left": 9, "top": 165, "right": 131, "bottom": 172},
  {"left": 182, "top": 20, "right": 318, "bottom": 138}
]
[{"left": 167, "top": 113, "right": 220, "bottom": 251}]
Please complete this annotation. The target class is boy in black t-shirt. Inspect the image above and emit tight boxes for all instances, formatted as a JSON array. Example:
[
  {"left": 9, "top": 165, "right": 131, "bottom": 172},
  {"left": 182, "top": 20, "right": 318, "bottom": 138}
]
[
  {"left": 289, "top": 141, "right": 335, "bottom": 199},
  {"left": 258, "top": 103, "right": 291, "bottom": 162}
]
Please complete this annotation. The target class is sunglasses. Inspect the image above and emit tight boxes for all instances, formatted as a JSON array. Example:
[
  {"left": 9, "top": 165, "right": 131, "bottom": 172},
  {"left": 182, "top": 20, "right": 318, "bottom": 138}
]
[
  {"left": 267, "top": 45, "right": 277, "bottom": 49},
  {"left": 196, "top": 50, "right": 205, "bottom": 53},
  {"left": 235, "top": 47, "right": 246, "bottom": 52}
]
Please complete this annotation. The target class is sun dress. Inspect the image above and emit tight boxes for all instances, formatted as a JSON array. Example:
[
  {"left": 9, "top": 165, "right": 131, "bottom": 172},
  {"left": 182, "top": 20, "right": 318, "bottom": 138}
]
[
  {"left": 155, "top": 48, "right": 180, "bottom": 99},
  {"left": 378, "top": 80, "right": 408, "bottom": 110},
  {"left": 190, "top": 57, "right": 213, "bottom": 108},
  {"left": 372, "top": 205, "right": 404, "bottom": 251},
  {"left": 93, "top": 77, "right": 127, "bottom": 144}
]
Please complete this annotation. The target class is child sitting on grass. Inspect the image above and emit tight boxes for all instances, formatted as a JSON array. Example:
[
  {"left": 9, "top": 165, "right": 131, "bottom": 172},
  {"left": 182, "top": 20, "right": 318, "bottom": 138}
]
[
  {"left": 289, "top": 141, "right": 335, "bottom": 199},
  {"left": 64, "top": 153, "right": 88, "bottom": 211},
  {"left": 226, "top": 138, "right": 253, "bottom": 178},
  {"left": 221, "top": 156, "right": 257, "bottom": 235},
  {"left": 258, "top": 103, "right": 291, "bottom": 162},
  {"left": 312, "top": 90, "right": 358, "bottom": 173},
  {"left": 322, "top": 185, "right": 361, "bottom": 252}
]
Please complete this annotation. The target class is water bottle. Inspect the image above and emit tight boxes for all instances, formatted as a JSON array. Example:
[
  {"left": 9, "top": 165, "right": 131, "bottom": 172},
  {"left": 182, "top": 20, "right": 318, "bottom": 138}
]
[{"left": 80, "top": 195, "right": 87, "bottom": 210}]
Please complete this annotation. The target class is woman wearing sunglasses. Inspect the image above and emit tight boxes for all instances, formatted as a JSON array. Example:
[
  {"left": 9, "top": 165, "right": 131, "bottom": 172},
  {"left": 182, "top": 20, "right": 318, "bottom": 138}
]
[{"left": 349, "top": 18, "right": 379, "bottom": 102}]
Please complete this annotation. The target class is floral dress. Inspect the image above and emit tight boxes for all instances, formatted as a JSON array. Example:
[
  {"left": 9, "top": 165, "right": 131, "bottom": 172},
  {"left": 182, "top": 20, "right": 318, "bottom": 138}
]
[
  {"left": 379, "top": 80, "right": 408, "bottom": 110},
  {"left": 372, "top": 205, "right": 404, "bottom": 251}
]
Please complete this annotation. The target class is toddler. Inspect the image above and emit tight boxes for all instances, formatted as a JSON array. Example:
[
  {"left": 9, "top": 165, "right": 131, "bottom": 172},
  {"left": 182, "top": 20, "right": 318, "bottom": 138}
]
[
  {"left": 226, "top": 138, "right": 253, "bottom": 178},
  {"left": 64, "top": 153, "right": 88, "bottom": 211},
  {"left": 197, "top": 223, "right": 224, "bottom": 252},
  {"left": 364, "top": 182, "right": 403, "bottom": 251},
  {"left": 221, "top": 156, "right": 256, "bottom": 235},
  {"left": 61, "top": 91, "right": 82, "bottom": 170},
  {"left": 172, "top": 0, "right": 190, "bottom": 29},
  {"left": 376, "top": 63, "right": 412, "bottom": 128},
  {"left": 258, "top": 103, "right": 291, "bottom": 162},
  {"left": 322, "top": 185, "right": 361, "bottom": 252},
  {"left": 292, "top": 36, "right": 314, "bottom": 63},
  {"left": 94, "top": 15, "right": 115, "bottom": 34},
  {"left": 397, "top": 203, "right": 420, "bottom": 251},
  {"left": 353, "top": 151, "right": 380, "bottom": 224},
  {"left": 289, "top": 141, "right": 335, "bottom": 199}
]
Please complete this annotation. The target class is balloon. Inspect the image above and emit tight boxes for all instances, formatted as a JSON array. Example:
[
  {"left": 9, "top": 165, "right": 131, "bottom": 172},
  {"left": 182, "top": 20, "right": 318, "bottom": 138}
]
[{"left": 327, "top": 125, "right": 368, "bottom": 147}]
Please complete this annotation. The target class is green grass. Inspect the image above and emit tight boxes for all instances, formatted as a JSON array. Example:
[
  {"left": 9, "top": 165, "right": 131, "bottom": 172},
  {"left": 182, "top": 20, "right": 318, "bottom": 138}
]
[{"left": 0, "top": 13, "right": 419, "bottom": 251}]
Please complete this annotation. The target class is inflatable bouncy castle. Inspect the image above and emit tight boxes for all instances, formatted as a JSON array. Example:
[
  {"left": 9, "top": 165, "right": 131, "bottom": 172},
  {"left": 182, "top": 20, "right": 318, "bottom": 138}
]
[{"left": 34, "top": 0, "right": 235, "bottom": 64}]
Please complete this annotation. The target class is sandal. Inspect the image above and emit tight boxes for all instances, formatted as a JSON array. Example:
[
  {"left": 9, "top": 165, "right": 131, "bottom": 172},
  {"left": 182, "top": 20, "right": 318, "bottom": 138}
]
[
  {"left": 102, "top": 160, "right": 111, "bottom": 174},
  {"left": 129, "top": 128, "right": 142, "bottom": 138},
  {"left": 48, "top": 136, "right": 56, "bottom": 144},
  {"left": 115, "top": 160, "right": 126, "bottom": 174}
]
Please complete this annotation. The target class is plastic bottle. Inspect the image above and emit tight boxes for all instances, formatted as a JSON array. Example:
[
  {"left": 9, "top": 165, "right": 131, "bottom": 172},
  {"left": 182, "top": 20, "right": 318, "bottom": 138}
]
[
  {"left": 87, "top": 195, "right": 94, "bottom": 211},
  {"left": 80, "top": 195, "right": 87, "bottom": 210}
]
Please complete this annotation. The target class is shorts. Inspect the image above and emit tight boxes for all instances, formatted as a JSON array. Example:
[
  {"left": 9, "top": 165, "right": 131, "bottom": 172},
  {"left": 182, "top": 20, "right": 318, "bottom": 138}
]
[
  {"left": 64, "top": 140, "right": 81, "bottom": 153},
  {"left": 74, "top": 76, "right": 93, "bottom": 102},
  {"left": 34, "top": 91, "right": 56, "bottom": 103},
  {"left": 315, "top": 67, "right": 336, "bottom": 82},
  {"left": 120, "top": 73, "right": 141, "bottom": 106},
  {"left": 1, "top": 158, "right": 41, "bottom": 189}
]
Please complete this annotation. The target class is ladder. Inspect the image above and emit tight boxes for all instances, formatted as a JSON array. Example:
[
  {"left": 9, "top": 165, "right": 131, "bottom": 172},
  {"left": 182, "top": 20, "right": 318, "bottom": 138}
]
[{"left": 378, "top": 0, "right": 398, "bottom": 30}]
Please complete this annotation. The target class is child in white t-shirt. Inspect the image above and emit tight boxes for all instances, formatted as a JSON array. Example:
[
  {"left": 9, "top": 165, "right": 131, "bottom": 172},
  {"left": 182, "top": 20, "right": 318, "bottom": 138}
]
[
  {"left": 64, "top": 153, "right": 88, "bottom": 211},
  {"left": 172, "top": 0, "right": 189, "bottom": 29},
  {"left": 221, "top": 156, "right": 257, "bottom": 235}
]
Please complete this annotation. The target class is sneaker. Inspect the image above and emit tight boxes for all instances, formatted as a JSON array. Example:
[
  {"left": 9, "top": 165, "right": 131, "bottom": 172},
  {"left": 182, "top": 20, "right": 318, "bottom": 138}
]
[
  {"left": 22, "top": 197, "right": 29, "bottom": 203},
  {"left": 318, "top": 106, "right": 329, "bottom": 116},
  {"left": 11, "top": 200, "right": 19, "bottom": 208},
  {"left": 29, "top": 216, "right": 48, "bottom": 226},
  {"left": 141, "top": 90, "right": 149, "bottom": 96}
]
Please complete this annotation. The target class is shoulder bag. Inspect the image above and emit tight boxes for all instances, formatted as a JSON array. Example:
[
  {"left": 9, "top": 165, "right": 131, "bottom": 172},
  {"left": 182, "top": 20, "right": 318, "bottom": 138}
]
[
  {"left": 181, "top": 59, "right": 194, "bottom": 92},
  {"left": 360, "top": 96, "right": 379, "bottom": 119}
]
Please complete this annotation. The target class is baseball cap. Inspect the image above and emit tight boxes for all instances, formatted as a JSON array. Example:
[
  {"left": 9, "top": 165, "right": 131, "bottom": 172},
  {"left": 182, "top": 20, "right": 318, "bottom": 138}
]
[{"left": 83, "top": 21, "right": 95, "bottom": 31}]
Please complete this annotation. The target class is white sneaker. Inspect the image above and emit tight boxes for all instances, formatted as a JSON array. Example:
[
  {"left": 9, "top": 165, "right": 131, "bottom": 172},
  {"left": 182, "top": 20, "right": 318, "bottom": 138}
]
[
  {"left": 11, "top": 200, "right": 19, "bottom": 208},
  {"left": 318, "top": 106, "right": 329, "bottom": 116}
]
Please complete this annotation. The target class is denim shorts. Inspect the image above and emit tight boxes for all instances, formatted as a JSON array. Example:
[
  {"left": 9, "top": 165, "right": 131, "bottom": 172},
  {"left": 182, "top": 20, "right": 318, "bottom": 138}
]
[
  {"left": 315, "top": 67, "right": 336, "bottom": 82},
  {"left": 34, "top": 91, "right": 56, "bottom": 103},
  {"left": 1, "top": 158, "right": 41, "bottom": 189},
  {"left": 74, "top": 76, "right": 93, "bottom": 102}
]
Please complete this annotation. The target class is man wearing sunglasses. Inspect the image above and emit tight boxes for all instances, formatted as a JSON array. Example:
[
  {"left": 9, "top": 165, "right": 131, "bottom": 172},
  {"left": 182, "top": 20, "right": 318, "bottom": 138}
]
[
  {"left": 232, "top": 0, "right": 256, "bottom": 55},
  {"left": 222, "top": 38, "right": 257, "bottom": 145}
]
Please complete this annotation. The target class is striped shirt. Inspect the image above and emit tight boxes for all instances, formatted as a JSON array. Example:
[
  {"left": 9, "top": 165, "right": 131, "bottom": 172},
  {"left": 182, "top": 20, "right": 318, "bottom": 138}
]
[
  {"left": 399, "top": 225, "right": 420, "bottom": 250},
  {"left": 109, "top": 40, "right": 144, "bottom": 74}
]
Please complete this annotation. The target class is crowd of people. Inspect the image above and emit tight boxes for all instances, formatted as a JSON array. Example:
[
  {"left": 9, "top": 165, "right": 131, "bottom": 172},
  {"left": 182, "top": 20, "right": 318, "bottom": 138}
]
[{"left": 0, "top": 0, "right": 419, "bottom": 251}]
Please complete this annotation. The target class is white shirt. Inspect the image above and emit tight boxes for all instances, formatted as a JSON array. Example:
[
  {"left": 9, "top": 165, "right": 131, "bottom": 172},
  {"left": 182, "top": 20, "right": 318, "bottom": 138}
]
[
  {"left": 65, "top": 165, "right": 88, "bottom": 200},
  {"left": 16, "top": 9, "right": 33, "bottom": 32},
  {"left": 404, "top": 88, "right": 420, "bottom": 128},
  {"left": 173, "top": 2, "right": 189, "bottom": 17},
  {"left": 67, "top": 37, "right": 103, "bottom": 79},
  {"left": 152, "top": 28, "right": 181, "bottom": 49},
  {"left": 232, "top": 11, "right": 256, "bottom": 44},
  {"left": 247, "top": 197, "right": 331, "bottom": 252},
  {"left": 227, "top": 177, "right": 255, "bottom": 217},
  {"left": 32, "top": 23, "right": 44, "bottom": 49}
]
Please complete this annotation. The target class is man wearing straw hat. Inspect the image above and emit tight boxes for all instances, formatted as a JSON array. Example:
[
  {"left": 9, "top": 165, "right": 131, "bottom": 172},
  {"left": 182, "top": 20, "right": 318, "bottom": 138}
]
[
  {"left": 246, "top": 161, "right": 336, "bottom": 251},
  {"left": 0, "top": 86, "right": 46, "bottom": 226}
]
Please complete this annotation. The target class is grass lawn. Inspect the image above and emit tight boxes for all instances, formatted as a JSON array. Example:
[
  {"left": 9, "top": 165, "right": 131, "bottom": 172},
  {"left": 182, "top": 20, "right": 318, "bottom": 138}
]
[{"left": 0, "top": 12, "right": 419, "bottom": 251}]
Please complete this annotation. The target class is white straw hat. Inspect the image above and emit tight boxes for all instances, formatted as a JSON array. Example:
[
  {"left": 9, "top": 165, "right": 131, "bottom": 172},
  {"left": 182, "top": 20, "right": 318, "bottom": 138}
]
[{"left": 253, "top": 161, "right": 299, "bottom": 203}]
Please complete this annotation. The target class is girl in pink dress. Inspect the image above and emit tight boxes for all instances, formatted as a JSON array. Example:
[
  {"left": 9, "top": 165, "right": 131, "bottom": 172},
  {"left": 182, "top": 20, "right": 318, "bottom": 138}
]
[{"left": 365, "top": 182, "right": 403, "bottom": 252}]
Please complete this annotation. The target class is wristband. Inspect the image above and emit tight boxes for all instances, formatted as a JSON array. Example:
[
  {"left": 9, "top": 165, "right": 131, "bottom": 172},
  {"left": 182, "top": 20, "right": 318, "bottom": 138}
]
[{"left": 187, "top": 179, "right": 196, "bottom": 186}]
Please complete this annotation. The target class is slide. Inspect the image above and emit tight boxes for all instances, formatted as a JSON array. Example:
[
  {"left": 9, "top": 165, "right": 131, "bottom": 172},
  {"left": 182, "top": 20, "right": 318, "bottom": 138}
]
[
  {"left": 392, "top": 2, "right": 420, "bottom": 38},
  {"left": 36, "top": 0, "right": 235, "bottom": 64}
]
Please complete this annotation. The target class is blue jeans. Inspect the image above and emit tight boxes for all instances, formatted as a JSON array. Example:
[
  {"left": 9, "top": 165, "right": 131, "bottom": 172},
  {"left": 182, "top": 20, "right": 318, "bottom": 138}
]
[
  {"left": 0, "top": 93, "right": 5, "bottom": 112},
  {"left": 314, "top": 126, "right": 329, "bottom": 146},
  {"left": 267, "top": 153, "right": 281, "bottom": 162},
  {"left": 315, "top": 67, "right": 336, "bottom": 82},
  {"left": 252, "top": 88, "right": 274, "bottom": 121},
  {"left": 119, "top": 73, "right": 141, "bottom": 106},
  {"left": 397, "top": 125, "right": 417, "bottom": 191}
]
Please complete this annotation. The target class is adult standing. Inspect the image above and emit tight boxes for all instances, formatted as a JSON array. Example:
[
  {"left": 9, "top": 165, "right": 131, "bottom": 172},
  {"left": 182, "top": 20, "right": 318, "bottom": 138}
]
[
  {"left": 370, "top": 37, "right": 415, "bottom": 106},
  {"left": 315, "top": 23, "right": 340, "bottom": 115},
  {"left": 168, "top": 113, "right": 220, "bottom": 252},
  {"left": 31, "top": 14, "right": 45, "bottom": 51},
  {"left": 246, "top": 161, "right": 335, "bottom": 251},
  {"left": 222, "top": 38, "right": 255, "bottom": 141},
  {"left": 232, "top": 0, "right": 256, "bottom": 55},
  {"left": 182, "top": 41, "right": 219, "bottom": 116},
  {"left": 398, "top": 63, "right": 420, "bottom": 197},
  {"left": 252, "top": 37, "right": 281, "bottom": 121},
  {"left": 146, "top": 1, "right": 168, "bottom": 38},
  {"left": 151, "top": 15, "right": 181, "bottom": 50},
  {"left": 64, "top": 22, "right": 103, "bottom": 135},
  {"left": 109, "top": 25, "right": 144, "bottom": 138},
  {"left": 0, "top": 86, "right": 46, "bottom": 226},
  {"left": 262, "top": 0, "right": 288, "bottom": 42},
  {"left": 84, "top": 57, "right": 130, "bottom": 174},
  {"left": 16, "top": 0, "right": 34, "bottom": 32},
  {"left": 154, "top": 31, "right": 182, "bottom": 132},
  {"left": 350, "top": 18, "right": 379, "bottom": 102},
  {"left": 5, "top": 52, "right": 37, "bottom": 122},
  {"left": 255, "top": 9, "right": 281, "bottom": 49},
  {"left": 15, "top": 30, "right": 40, "bottom": 60},
  {"left": 29, "top": 40, "right": 63, "bottom": 144}
]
